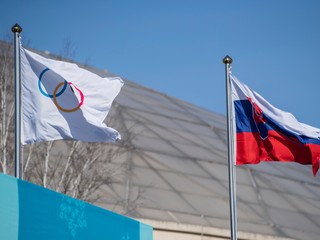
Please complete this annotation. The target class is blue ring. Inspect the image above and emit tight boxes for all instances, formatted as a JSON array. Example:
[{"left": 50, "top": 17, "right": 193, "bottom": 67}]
[{"left": 38, "top": 68, "right": 67, "bottom": 98}]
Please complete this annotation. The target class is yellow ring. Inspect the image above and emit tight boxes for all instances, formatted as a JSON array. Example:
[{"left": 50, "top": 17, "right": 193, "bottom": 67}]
[{"left": 53, "top": 82, "right": 82, "bottom": 113}]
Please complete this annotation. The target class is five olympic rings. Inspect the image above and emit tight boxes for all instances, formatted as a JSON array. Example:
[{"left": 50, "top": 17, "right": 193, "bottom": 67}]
[{"left": 38, "top": 68, "right": 84, "bottom": 113}]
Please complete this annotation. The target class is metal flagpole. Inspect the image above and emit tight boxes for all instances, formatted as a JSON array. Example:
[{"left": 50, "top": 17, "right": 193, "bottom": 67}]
[
  {"left": 12, "top": 23, "right": 23, "bottom": 179},
  {"left": 223, "top": 55, "right": 237, "bottom": 240}
]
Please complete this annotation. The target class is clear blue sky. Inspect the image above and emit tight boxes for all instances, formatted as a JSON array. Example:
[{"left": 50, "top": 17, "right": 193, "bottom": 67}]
[{"left": 2, "top": 1, "right": 320, "bottom": 127}]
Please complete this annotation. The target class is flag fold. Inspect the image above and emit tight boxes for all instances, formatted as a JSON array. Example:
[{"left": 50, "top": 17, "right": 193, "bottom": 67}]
[
  {"left": 21, "top": 46, "right": 123, "bottom": 144},
  {"left": 231, "top": 75, "right": 320, "bottom": 176}
]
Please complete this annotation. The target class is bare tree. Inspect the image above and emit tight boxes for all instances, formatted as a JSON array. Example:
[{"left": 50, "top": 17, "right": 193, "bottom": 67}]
[
  {"left": 22, "top": 139, "right": 129, "bottom": 203},
  {"left": 58, "top": 38, "right": 77, "bottom": 60},
  {"left": 0, "top": 40, "right": 15, "bottom": 175}
]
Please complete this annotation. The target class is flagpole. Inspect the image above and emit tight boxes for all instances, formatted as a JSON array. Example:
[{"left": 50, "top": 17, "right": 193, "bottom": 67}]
[
  {"left": 223, "top": 55, "right": 237, "bottom": 240},
  {"left": 12, "top": 23, "right": 22, "bottom": 179}
]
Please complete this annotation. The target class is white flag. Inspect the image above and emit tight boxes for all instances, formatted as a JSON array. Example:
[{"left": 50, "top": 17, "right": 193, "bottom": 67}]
[{"left": 21, "top": 46, "right": 123, "bottom": 144}]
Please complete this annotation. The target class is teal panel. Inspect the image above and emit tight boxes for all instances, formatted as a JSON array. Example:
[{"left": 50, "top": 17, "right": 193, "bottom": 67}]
[
  {"left": 0, "top": 174, "right": 19, "bottom": 240},
  {"left": 140, "top": 223, "right": 153, "bottom": 240},
  {"left": 0, "top": 173, "right": 152, "bottom": 240}
]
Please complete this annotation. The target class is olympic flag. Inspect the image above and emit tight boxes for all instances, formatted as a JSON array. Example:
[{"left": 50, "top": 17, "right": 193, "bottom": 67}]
[
  {"left": 21, "top": 46, "right": 123, "bottom": 144},
  {"left": 231, "top": 75, "right": 320, "bottom": 176}
]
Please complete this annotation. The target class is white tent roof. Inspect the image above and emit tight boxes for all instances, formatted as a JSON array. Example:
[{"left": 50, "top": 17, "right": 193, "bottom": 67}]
[{"left": 88, "top": 68, "right": 320, "bottom": 240}]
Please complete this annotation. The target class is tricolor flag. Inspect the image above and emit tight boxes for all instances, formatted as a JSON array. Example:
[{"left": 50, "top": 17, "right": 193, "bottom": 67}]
[
  {"left": 21, "top": 46, "right": 123, "bottom": 144},
  {"left": 231, "top": 75, "right": 320, "bottom": 176}
]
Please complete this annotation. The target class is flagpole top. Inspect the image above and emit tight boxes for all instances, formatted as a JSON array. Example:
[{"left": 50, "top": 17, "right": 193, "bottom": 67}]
[
  {"left": 223, "top": 55, "right": 233, "bottom": 64},
  {"left": 11, "top": 24, "right": 22, "bottom": 33}
]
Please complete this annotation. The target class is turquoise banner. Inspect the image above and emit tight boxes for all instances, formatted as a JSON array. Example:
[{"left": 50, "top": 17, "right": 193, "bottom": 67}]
[{"left": 0, "top": 174, "right": 152, "bottom": 240}]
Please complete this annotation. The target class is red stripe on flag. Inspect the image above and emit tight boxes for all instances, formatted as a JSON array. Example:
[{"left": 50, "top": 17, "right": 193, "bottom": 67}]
[{"left": 236, "top": 130, "right": 320, "bottom": 175}]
